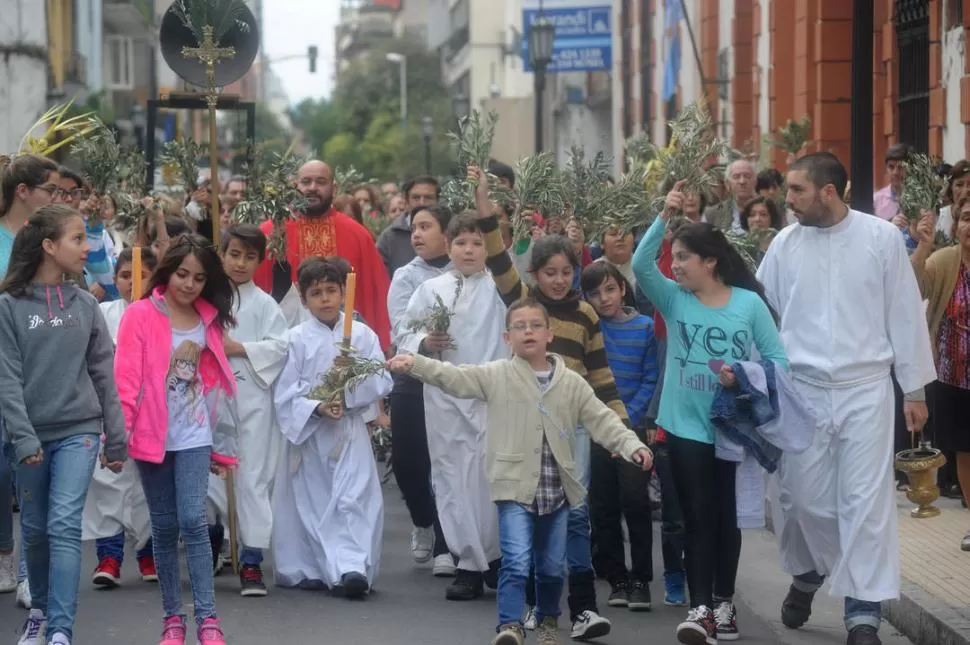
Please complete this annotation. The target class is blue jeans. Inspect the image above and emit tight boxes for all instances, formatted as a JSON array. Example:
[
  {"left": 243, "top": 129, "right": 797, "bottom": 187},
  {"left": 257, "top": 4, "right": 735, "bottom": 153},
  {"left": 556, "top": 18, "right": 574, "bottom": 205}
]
[
  {"left": 18, "top": 433, "right": 100, "bottom": 642},
  {"left": 1, "top": 442, "right": 13, "bottom": 552},
  {"left": 566, "top": 428, "right": 592, "bottom": 574},
  {"left": 95, "top": 533, "right": 154, "bottom": 562},
  {"left": 496, "top": 502, "right": 568, "bottom": 629},
  {"left": 137, "top": 447, "right": 217, "bottom": 625},
  {"left": 241, "top": 548, "right": 263, "bottom": 566},
  {"left": 794, "top": 571, "right": 882, "bottom": 631}
]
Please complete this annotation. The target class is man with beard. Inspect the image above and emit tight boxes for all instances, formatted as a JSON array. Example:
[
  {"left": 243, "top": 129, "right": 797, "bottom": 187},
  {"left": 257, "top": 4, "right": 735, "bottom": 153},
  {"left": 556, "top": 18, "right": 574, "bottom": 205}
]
[
  {"left": 253, "top": 160, "right": 391, "bottom": 348},
  {"left": 756, "top": 152, "right": 935, "bottom": 645}
]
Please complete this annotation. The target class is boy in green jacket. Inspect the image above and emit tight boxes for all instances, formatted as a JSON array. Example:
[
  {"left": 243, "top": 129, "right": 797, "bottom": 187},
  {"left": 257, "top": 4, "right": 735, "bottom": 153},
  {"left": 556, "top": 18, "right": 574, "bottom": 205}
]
[{"left": 386, "top": 297, "right": 652, "bottom": 645}]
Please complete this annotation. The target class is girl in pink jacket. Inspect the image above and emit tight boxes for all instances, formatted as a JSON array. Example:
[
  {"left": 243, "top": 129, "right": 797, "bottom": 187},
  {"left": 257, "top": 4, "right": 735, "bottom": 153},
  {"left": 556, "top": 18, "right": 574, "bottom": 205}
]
[{"left": 114, "top": 234, "right": 237, "bottom": 645}]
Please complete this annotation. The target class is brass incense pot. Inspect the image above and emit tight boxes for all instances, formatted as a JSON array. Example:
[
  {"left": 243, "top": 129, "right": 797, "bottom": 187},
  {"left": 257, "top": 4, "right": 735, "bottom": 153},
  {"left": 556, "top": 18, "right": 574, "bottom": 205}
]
[{"left": 895, "top": 441, "right": 947, "bottom": 519}]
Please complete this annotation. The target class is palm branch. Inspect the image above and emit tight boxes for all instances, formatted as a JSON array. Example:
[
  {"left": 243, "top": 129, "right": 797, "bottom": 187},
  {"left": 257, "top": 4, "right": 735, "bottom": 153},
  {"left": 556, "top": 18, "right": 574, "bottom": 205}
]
[
  {"left": 171, "top": 0, "right": 251, "bottom": 45},
  {"left": 20, "top": 100, "right": 99, "bottom": 157},
  {"left": 763, "top": 115, "right": 812, "bottom": 155},
  {"left": 158, "top": 138, "right": 206, "bottom": 192},
  {"left": 70, "top": 120, "right": 122, "bottom": 195},
  {"left": 307, "top": 344, "right": 388, "bottom": 406},
  {"left": 899, "top": 153, "right": 945, "bottom": 222}
]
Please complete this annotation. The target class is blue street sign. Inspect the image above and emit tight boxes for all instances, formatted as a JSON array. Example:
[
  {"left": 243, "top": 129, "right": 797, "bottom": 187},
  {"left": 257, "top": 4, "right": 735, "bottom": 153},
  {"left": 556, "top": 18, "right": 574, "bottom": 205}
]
[{"left": 521, "top": 4, "right": 612, "bottom": 73}]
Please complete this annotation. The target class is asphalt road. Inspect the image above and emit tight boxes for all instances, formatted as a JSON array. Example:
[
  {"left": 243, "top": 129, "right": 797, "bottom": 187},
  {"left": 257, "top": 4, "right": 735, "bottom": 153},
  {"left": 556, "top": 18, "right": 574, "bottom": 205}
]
[{"left": 0, "top": 483, "right": 913, "bottom": 645}]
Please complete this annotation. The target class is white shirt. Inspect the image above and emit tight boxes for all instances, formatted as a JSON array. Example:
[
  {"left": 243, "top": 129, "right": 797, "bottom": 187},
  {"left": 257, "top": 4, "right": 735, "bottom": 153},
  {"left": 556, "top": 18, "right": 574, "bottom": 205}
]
[{"left": 166, "top": 322, "right": 212, "bottom": 451}]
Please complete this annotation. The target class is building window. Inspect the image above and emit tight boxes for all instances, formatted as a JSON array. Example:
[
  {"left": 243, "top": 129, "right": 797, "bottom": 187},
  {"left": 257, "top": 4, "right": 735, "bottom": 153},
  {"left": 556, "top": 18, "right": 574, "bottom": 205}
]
[
  {"left": 105, "top": 35, "right": 134, "bottom": 90},
  {"left": 895, "top": 0, "right": 929, "bottom": 154}
]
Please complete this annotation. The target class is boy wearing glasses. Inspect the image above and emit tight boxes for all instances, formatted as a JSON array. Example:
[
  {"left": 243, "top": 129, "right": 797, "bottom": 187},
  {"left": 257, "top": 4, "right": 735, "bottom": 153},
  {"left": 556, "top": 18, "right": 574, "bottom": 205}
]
[{"left": 387, "top": 297, "right": 653, "bottom": 645}]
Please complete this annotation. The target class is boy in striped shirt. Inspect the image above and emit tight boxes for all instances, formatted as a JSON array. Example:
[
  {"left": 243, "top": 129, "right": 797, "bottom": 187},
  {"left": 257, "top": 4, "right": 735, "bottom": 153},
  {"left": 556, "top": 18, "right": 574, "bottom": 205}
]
[{"left": 581, "top": 261, "right": 660, "bottom": 611}]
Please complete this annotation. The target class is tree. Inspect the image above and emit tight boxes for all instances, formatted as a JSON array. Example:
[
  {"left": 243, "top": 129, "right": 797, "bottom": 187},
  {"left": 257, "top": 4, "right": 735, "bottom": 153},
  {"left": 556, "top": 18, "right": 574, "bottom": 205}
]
[{"left": 289, "top": 98, "right": 338, "bottom": 156}]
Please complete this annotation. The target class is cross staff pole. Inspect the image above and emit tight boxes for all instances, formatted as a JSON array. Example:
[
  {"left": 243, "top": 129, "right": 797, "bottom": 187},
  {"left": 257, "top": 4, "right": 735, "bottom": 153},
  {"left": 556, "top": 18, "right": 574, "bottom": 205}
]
[
  {"left": 182, "top": 24, "right": 236, "bottom": 245},
  {"left": 182, "top": 25, "right": 238, "bottom": 571}
]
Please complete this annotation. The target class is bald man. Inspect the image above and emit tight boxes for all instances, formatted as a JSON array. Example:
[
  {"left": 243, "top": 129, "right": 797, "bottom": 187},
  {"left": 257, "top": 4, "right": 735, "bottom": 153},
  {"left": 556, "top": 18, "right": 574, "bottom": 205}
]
[{"left": 252, "top": 160, "right": 391, "bottom": 348}]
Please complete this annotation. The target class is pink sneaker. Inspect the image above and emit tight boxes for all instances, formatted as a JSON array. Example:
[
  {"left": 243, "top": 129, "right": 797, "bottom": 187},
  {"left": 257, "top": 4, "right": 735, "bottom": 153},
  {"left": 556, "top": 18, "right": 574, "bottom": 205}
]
[
  {"left": 159, "top": 616, "right": 186, "bottom": 645},
  {"left": 197, "top": 618, "right": 226, "bottom": 645}
]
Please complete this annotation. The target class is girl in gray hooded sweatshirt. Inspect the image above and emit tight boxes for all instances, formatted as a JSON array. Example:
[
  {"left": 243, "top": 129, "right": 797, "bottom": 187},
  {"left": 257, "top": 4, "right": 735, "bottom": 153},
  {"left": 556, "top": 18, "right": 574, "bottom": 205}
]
[{"left": 0, "top": 203, "right": 127, "bottom": 645}]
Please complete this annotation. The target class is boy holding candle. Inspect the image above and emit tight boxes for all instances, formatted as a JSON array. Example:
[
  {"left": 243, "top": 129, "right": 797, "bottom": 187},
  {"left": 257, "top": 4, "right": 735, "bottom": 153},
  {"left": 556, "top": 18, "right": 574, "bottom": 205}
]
[
  {"left": 82, "top": 247, "right": 158, "bottom": 587},
  {"left": 272, "top": 257, "right": 393, "bottom": 598}
]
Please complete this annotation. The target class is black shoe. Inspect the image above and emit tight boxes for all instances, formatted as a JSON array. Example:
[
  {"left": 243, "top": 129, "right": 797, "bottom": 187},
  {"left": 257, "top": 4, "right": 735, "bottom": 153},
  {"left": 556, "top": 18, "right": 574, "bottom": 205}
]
[
  {"left": 341, "top": 572, "right": 369, "bottom": 599},
  {"left": 239, "top": 564, "right": 267, "bottom": 597},
  {"left": 781, "top": 584, "right": 816, "bottom": 629},
  {"left": 208, "top": 524, "right": 225, "bottom": 576},
  {"left": 627, "top": 580, "right": 652, "bottom": 612},
  {"left": 483, "top": 559, "right": 500, "bottom": 589},
  {"left": 445, "top": 569, "right": 485, "bottom": 601},
  {"left": 607, "top": 580, "right": 629, "bottom": 607},
  {"left": 847, "top": 625, "right": 881, "bottom": 645}
]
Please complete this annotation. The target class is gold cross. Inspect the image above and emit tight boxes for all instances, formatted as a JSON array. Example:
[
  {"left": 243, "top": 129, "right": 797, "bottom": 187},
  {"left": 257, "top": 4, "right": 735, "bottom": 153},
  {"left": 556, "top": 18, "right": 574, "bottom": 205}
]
[{"left": 181, "top": 25, "right": 237, "bottom": 106}]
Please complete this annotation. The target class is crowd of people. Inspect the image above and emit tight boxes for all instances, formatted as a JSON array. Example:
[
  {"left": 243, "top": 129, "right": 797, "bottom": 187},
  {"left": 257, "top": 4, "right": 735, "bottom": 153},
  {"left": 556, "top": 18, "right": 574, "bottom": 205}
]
[{"left": 0, "top": 135, "right": 965, "bottom": 645}]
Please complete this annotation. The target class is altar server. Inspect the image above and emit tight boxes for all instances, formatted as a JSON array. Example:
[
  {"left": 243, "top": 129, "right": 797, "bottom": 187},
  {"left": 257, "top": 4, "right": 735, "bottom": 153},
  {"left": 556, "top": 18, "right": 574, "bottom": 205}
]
[
  {"left": 272, "top": 258, "right": 393, "bottom": 598},
  {"left": 207, "top": 225, "right": 288, "bottom": 596},
  {"left": 399, "top": 212, "right": 507, "bottom": 600},
  {"left": 83, "top": 248, "right": 157, "bottom": 587},
  {"left": 757, "top": 153, "right": 936, "bottom": 645}
]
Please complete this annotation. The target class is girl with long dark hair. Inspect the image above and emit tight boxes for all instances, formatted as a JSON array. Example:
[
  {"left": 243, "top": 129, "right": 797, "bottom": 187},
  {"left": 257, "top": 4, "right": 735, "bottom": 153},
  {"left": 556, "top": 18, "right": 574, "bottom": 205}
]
[
  {"left": 114, "top": 234, "right": 237, "bottom": 645},
  {"left": 0, "top": 204, "right": 127, "bottom": 645},
  {"left": 632, "top": 181, "right": 788, "bottom": 645}
]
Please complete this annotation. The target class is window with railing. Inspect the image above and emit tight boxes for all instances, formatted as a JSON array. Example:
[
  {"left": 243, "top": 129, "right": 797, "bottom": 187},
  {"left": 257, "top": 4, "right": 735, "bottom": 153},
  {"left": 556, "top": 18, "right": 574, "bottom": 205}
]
[{"left": 895, "top": 0, "right": 929, "bottom": 154}]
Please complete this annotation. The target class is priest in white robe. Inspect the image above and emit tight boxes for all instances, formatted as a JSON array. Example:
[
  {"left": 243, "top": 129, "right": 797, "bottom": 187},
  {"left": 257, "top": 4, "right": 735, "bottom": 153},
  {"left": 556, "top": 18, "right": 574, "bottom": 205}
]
[
  {"left": 82, "top": 297, "right": 153, "bottom": 582},
  {"left": 399, "top": 266, "right": 507, "bottom": 600},
  {"left": 207, "top": 279, "right": 289, "bottom": 593},
  {"left": 757, "top": 152, "right": 936, "bottom": 645},
  {"left": 272, "top": 314, "right": 393, "bottom": 597}
]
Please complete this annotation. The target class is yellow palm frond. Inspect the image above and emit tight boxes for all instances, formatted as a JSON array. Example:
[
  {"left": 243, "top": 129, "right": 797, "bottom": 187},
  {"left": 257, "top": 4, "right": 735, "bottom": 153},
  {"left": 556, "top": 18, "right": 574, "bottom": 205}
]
[{"left": 19, "top": 100, "right": 99, "bottom": 157}]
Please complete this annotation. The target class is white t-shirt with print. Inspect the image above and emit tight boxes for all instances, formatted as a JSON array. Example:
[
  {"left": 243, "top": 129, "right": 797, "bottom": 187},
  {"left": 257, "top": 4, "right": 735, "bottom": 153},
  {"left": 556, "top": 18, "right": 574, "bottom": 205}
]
[{"left": 165, "top": 322, "right": 212, "bottom": 451}]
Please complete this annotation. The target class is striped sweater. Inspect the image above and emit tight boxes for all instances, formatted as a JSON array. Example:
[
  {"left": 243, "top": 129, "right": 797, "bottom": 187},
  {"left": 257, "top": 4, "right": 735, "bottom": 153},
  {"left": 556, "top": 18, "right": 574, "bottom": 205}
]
[
  {"left": 598, "top": 307, "right": 659, "bottom": 430},
  {"left": 480, "top": 215, "right": 630, "bottom": 425}
]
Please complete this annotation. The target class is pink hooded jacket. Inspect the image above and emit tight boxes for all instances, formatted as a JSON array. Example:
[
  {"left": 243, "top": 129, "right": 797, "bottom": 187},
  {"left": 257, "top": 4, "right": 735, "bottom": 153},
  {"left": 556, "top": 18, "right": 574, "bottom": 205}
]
[{"left": 114, "top": 286, "right": 238, "bottom": 465}]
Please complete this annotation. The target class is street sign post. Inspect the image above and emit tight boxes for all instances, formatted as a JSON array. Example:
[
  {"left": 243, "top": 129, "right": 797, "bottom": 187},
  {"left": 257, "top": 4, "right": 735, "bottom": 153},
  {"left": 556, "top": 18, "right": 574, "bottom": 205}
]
[{"left": 521, "top": 1, "right": 612, "bottom": 73}]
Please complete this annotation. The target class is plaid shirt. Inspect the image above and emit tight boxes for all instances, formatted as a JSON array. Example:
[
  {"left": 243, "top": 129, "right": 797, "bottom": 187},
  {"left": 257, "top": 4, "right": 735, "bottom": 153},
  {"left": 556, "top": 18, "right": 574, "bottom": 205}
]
[{"left": 525, "top": 364, "right": 566, "bottom": 516}]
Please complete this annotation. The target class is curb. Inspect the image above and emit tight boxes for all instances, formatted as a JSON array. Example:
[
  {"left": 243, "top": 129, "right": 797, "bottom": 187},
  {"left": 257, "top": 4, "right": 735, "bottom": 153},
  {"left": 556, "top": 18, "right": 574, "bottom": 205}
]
[{"left": 883, "top": 580, "right": 970, "bottom": 645}]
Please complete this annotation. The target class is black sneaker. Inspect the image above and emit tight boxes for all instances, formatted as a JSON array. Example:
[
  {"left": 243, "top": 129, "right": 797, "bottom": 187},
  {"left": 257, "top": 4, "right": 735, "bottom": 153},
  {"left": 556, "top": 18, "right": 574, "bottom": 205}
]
[
  {"left": 607, "top": 580, "right": 629, "bottom": 607},
  {"left": 781, "top": 584, "right": 816, "bottom": 629},
  {"left": 714, "top": 601, "right": 738, "bottom": 640},
  {"left": 847, "top": 625, "right": 881, "bottom": 645},
  {"left": 483, "top": 559, "right": 501, "bottom": 589},
  {"left": 627, "top": 580, "right": 652, "bottom": 612},
  {"left": 341, "top": 572, "right": 369, "bottom": 599},
  {"left": 239, "top": 565, "right": 267, "bottom": 597},
  {"left": 445, "top": 569, "right": 484, "bottom": 601},
  {"left": 208, "top": 524, "right": 225, "bottom": 576}
]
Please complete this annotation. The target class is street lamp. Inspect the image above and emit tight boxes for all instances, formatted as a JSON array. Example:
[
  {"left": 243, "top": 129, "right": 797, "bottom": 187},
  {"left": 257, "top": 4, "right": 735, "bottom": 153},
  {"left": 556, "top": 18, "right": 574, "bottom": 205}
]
[
  {"left": 386, "top": 52, "right": 407, "bottom": 135},
  {"left": 528, "top": 16, "right": 555, "bottom": 153},
  {"left": 421, "top": 116, "right": 434, "bottom": 174},
  {"left": 451, "top": 93, "right": 470, "bottom": 120}
]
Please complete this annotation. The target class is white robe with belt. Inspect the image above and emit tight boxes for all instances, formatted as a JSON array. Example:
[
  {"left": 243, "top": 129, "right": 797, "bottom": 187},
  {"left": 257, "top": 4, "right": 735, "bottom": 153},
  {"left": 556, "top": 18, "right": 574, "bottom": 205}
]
[
  {"left": 399, "top": 270, "right": 507, "bottom": 571},
  {"left": 272, "top": 315, "right": 393, "bottom": 588},
  {"left": 757, "top": 210, "right": 936, "bottom": 601},
  {"left": 207, "top": 281, "right": 289, "bottom": 550},
  {"left": 82, "top": 299, "right": 151, "bottom": 550}
]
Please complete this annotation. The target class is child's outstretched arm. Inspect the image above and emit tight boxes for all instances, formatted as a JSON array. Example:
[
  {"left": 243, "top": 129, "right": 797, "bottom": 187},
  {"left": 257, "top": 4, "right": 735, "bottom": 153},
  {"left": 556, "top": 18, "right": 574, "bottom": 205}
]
[
  {"left": 387, "top": 353, "right": 490, "bottom": 401},
  {"left": 87, "top": 303, "right": 128, "bottom": 464},
  {"left": 576, "top": 379, "right": 653, "bottom": 469},
  {"left": 0, "top": 303, "right": 40, "bottom": 464}
]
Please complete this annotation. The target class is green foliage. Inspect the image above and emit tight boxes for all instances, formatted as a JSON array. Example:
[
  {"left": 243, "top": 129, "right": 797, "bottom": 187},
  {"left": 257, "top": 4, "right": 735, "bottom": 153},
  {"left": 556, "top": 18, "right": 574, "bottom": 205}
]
[
  {"left": 172, "top": 0, "right": 251, "bottom": 44},
  {"left": 289, "top": 98, "right": 339, "bottom": 156},
  {"left": 900, "top": 154, "right": 944, "bottom": 222},
  {"left": 159, "top": 138, "right": 207, "bottom": 192},
  {"left": 70, "top": 120, "right": 122, "bottom": 195},
  {"left": 563, "top": 146, "right": 613, "bottom": 230},
  {"left": 763, "top": 115, "right": 812, "bottom": 155}
]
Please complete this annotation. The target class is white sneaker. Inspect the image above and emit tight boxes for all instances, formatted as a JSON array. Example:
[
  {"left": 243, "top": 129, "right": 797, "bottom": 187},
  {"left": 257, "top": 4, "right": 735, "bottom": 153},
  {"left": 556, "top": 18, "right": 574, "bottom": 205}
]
[
  {"left": 432, "top": 553, "right": 456, "bottom": 577},
  {"left": 570, "top": 610, "right": 611, "bottom": 640},
  {"left": 16, "top": 579, "right": 31, "bottom": 609},
  {"left": 0, "top": 552, "right": 16, "bottom": 593},
  {"left": 410, "top": 526, "right": 434, "bottom": 563},
  {"left": 48, "top": 632, "right": 70, "bottom": 645},
  {"left": 17, "top": 609, "right": 45, "bottom": 645},
  {"left": 523, "top": 606, "right": 538, "bottom": 630}
]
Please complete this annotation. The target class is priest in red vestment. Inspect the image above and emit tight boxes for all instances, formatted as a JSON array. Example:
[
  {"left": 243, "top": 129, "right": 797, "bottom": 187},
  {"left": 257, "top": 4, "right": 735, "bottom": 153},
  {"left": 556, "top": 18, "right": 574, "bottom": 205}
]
[{"left": 253, "top": 160, "right": 391, "bottom": 350}]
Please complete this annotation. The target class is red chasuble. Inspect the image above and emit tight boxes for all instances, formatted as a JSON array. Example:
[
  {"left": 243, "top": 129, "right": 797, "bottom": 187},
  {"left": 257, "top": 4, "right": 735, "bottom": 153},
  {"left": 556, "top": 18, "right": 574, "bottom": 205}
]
[{"left": 253, "top": 208, "right": 391, "bottom": 350}]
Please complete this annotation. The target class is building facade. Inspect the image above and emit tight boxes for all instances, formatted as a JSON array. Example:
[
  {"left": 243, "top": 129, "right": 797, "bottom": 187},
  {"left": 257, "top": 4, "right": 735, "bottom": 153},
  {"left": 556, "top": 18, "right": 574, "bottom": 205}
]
[
  {"left": 616, "top": 0, "right": 970, "bottom": 184},
  {"left": 0, "top": 0, "right": 49, "bottom": 153}
]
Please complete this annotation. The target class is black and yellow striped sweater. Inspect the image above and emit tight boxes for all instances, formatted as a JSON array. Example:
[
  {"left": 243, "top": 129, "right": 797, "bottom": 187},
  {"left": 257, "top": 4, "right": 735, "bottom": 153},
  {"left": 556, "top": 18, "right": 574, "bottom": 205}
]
[{"left": 480, "top": 215, "right": 630, "bottom": 425}]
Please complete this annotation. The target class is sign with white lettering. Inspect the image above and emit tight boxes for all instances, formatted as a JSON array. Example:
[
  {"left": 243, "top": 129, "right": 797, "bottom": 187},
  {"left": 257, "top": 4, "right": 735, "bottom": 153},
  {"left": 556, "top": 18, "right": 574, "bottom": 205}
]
[{"left": 521, "top": 2, "right": 612, "bottom": 73}]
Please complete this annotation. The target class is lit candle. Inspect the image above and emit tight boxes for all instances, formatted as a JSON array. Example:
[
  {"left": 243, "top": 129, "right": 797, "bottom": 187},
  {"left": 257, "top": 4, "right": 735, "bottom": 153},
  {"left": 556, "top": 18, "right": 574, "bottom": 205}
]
[
  {"left": 132, "top": 247, "right": 143, "bottom": 301},
  {"left": 342, "top": 272, "right": 356, "bottom": 340}
]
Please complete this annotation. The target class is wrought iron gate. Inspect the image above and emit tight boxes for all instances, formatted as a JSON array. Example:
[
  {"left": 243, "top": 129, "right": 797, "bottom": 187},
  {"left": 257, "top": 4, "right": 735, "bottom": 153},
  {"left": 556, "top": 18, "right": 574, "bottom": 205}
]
[{"left": 895, "top": 0, "right": 929, "bottom": 154}]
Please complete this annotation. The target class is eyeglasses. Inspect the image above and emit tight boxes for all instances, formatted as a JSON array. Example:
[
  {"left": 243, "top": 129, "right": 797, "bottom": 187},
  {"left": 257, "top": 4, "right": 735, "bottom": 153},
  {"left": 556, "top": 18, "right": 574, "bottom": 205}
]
[
  {"left": 33, "top": 184, "right": 68, "bottom": 199},
  {"left": 508, "top": 322, "right": 548, "bottom": 332}
]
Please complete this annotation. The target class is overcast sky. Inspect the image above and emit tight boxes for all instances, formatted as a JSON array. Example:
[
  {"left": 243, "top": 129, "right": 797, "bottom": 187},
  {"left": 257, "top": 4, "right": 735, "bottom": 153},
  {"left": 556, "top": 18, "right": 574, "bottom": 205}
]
[{"left": 262, "top": 1, "right": 339, "bottom": 105}]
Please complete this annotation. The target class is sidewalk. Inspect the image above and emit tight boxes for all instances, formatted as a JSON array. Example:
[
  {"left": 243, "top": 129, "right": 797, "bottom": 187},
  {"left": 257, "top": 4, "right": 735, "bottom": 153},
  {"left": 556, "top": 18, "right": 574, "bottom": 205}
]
[{"left": 885, "top": 494, "right": 970, "bottom": 645}]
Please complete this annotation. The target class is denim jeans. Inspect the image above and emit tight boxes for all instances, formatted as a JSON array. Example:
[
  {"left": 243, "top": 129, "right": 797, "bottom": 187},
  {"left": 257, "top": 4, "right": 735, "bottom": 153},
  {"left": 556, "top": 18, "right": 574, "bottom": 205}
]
[
  {"left": 95, "top": 533, "right": 154, "bottom": 562},
  {"left": 1, "top": 443, "right": 14, "bottom": 552},
  {"left": 137, "top": 447, "right": 217, "bottom": 625},
  {"left": 18, "top": 433, "right": 100, "bottom": 642},
  {"left": 496, "top": 502, "right": 568, "bottom": 629},
  {"left": 794, "top": 571, "right": 882, "bottom": 631},
  {"left": 240, "top": 547, "right": 263, "bottom": 566},
  {"left": 566, "top": 427, "right": 592, "bottom": 573}
]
